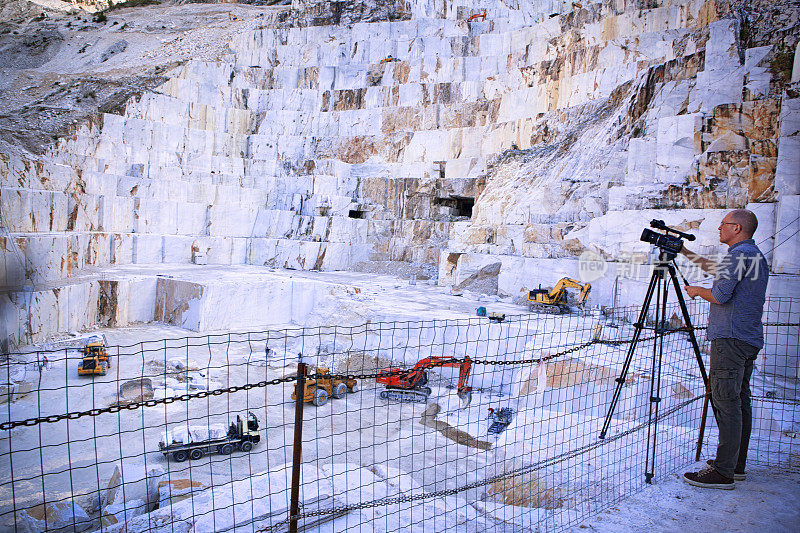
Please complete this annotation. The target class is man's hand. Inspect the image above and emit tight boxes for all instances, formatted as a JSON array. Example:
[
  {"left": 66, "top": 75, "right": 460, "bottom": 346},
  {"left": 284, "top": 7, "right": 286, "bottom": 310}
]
[
  {"left": 684, "top": 285, "right": 702, "bottom": 299},
  {"left": 683, "top": 285, "right": 720, "bottom": 304}
]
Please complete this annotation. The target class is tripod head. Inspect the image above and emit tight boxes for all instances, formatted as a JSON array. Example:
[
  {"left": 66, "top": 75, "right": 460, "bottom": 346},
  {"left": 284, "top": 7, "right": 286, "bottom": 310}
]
[{"left": 640, "top": 219, "right": 695, "bottom": 260}]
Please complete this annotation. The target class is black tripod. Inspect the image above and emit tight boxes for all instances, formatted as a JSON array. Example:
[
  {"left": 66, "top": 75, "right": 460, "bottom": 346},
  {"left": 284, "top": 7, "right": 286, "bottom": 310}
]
[{"left": 599, "top": 250, "right": 709, "bottom": 483}]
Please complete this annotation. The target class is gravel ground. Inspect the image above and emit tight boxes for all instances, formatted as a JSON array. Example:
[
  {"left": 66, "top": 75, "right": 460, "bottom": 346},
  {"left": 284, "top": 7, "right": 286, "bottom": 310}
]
[{"left": 578, "top": 463, "right": 800, "bottom": 532}]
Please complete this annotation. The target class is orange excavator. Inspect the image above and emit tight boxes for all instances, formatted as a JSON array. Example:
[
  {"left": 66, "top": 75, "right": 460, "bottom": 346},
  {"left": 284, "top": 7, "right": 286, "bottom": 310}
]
[{"left": 377, "top": 356, "right": 473, "bottom": 404}]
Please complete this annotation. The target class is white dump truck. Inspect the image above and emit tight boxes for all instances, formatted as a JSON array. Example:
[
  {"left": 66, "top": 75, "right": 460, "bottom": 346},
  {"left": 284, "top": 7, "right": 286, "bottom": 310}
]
[{"left": 159, "top": 412, "right": 260, "bottom": 462}]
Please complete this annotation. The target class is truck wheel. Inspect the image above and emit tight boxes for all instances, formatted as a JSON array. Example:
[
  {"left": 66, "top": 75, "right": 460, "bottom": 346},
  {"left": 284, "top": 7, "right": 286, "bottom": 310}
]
[
  {"left": 173, "top": 450, "right": 189, "bottom": 462},
  {"left": 349, "top": 381, "right": 358, "bottom": 393},
  {"left": 313, "top": 388, "right": 328, "bottom": 407},
  {"left": 219, "top": 443, "right": 234, "bottom": 455},
  {"left": 240, "top": 441, "right": 253, "bottom": 452},
  {"left": 332, "top": 383, "right": 347, "bottom": 399},
  {"left": 99, "top": 362, "right": 108, "bottom": 376},
  {"left": 189, "top": 448, "right": 204, "bottom": 460}
]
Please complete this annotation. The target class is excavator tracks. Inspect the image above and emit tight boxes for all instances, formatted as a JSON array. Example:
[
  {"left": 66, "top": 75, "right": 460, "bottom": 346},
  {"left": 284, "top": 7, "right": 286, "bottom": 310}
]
[
  {"left": 379, "top": 387, "right": 432, "bottom": 403},
  {"left": 528, "top": 302, "right": 567, "bottom": 315}
]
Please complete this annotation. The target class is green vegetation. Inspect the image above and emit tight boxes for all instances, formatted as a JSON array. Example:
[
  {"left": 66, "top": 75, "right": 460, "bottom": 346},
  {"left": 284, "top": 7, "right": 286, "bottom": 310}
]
[{"left": 770, "top": 50, "right": 794, "bottom": 82}]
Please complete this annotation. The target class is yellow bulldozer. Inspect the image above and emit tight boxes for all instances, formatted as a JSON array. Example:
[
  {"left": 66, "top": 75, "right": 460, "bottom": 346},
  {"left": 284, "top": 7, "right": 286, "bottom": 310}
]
[
  {"left": 527, "top": 277, "right": 591, "bottom": 314},
  {"left": 291, "top": 367, "right": 358, "bottom": 407},
  {"left": 77, "top": 335, "right": 111, "bottom": 376}
]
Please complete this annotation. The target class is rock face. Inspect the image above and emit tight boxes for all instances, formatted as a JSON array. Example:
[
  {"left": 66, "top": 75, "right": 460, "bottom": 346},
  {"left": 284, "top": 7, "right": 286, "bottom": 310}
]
[{"left": 1, "top": 0, "right": 799, "bottom": 345}]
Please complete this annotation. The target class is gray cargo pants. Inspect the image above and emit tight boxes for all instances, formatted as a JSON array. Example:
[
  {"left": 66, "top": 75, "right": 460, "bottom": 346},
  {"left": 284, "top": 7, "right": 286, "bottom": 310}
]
[{"left": 709, "top": 338, "right": 760, "bottom": 478}]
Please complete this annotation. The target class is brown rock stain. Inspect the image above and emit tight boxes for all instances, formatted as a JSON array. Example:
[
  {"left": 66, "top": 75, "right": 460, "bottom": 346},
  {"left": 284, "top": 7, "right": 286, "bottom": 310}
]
[
  {"left": 488, "top": 472, "right": 564, "bottom": 509},
  {"left": 158, "top": 479, "right": 203, "bottom": 490},
  {"left": 337, "top": 136, "right": 377, "bottom": 164},
  {"left": 419, "top": 403, "right": 492, "bottom": 450}
]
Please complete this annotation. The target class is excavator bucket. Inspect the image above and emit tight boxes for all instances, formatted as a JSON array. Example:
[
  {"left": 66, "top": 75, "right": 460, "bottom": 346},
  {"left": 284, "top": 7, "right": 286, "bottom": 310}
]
[{"left": 459, "top": 391, "right": 472, "bottom": 409}]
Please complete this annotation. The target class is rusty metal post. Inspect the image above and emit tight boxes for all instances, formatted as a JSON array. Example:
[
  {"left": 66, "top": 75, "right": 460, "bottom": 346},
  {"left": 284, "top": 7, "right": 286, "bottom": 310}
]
[
  {"left": 289, "top": 361, "right": 306, "bottom": 533},
  {"left": 695, "top": 390, "right": 711, "bottom": 461}
]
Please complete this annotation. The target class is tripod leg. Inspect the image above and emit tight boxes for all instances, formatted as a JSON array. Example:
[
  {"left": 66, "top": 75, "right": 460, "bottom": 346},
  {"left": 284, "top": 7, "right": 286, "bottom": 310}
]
[
  {"left": 696, "top": 394, "right": 711, "bottom": 461},
  {"left": 645, "top": 271, "right": 669, "bottom": 484},
  {"left": 668, "top": 266, "right": 714, "bottom": 459},
  {"left": 599, "top": 268, "right": 661, "bottom": 439},
  {"left": 669, "top": 264, "right": 708, "bottom": 383}
]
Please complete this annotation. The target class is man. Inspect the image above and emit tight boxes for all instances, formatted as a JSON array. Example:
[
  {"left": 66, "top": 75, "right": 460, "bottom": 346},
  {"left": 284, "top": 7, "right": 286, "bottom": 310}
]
[{"left": 681, "top": 209, "right": 769, "bottom": 489}]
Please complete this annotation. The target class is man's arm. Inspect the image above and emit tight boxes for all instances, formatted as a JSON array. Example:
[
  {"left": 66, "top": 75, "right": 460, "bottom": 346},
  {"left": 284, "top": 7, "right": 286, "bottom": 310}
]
[
  {"left": 684, "top": 285, "right": 721, "bottom": 304},
  {"left": 684, "top": 249, "right": 742, "bottom": 305},
  {"left": 680, "top": 246, "right": 718, "bottom": 275}
]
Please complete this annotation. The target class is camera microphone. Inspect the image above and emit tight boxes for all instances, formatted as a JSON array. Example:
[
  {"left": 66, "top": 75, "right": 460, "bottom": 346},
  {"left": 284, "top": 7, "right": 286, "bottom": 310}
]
[{"left": 649, "top": 220, "right": 695, "bottom": 241}]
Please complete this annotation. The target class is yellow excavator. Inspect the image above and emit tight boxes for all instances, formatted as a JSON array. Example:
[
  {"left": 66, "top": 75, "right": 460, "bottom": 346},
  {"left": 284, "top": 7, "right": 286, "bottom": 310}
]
[{"left": 527, "top": 277, "right": 591, "bottom": 314}]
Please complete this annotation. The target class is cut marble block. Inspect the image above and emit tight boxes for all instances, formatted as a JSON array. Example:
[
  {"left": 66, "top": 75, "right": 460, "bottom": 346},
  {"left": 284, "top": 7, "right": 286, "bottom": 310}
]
[
  {"left": 108, "top": 197, "right": 135, "bottom": 233},
  {"left": 130, "top": 234, "right": 162, "bottom": 264},
  {"left": 773, "top": 195, "right": 800, "bottom": 275},
  {"left": 776, "top": 98, "right": 800, "bottom": 195},
  {"left": 761, "top": 292, "right": 800, "bottom": 380},
  {"left": 135, "top": 199, "right": 179, "bottom": 235},
  {"left": 705, "top": 19, "right": 741, "bottom": 72},
  {"left": 153, "top": 270, "right": 339, "bottom": 330},
  {"left": 625, "top": 138, "right": 656, "bottom": 186},
  {"left": 655, "top": 114, "right": 702, "bottom": 184},
  {"left": 162, "top": 235, "right": 194, "bottom": 264}
]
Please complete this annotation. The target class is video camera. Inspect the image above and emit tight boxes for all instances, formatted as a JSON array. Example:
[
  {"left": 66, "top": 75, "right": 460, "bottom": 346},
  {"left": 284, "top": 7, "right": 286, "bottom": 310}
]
[{"left": 640, "top": 219, "right": 695, "bottom": 257}]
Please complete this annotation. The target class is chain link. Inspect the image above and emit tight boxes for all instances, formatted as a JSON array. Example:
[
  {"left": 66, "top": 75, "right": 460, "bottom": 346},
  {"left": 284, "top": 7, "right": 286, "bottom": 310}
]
[
  {"left": 3, "top": 322, "right": 795, "bottom": 431},
  {"left": 0, "top": 375, "right": 297, "bottom": 431}
]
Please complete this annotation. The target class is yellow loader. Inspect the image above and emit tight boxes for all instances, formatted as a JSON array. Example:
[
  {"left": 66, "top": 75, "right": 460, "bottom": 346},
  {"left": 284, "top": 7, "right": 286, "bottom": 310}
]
[{"left": 77, "top": 336, "right": 111, "bottom": 376}]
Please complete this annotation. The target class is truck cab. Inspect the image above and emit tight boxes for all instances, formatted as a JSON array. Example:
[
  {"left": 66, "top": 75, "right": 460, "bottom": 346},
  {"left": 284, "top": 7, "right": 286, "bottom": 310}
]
[{"left": 230, "top": 412, "right": 260, "bottom": 442}]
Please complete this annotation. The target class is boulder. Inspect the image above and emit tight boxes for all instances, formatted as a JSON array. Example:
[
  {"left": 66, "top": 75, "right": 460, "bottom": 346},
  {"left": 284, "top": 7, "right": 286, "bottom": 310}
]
[
  {"left": 453, "top": 262, "right": 501, "bottom": 295},
  {"left": 17, "top": 500, "right": 92, "bottom": 532},
  {"left": 101, "top": 498, "right": 147, "bottom": 527},
  {"left": 0, "top": 381, "right": 33, "bottom": 404},
  {"left": 118, "top": 378, "right": 154, "bottom": 403},
  {"left": 102, "top": 463, "right": 166, "bottom": 510},
  {"left": 167, "top": 358, "right": 200, "bottom": 372},
  {"left": 157, "top": 478, "right": 207, "bottom": 509}
]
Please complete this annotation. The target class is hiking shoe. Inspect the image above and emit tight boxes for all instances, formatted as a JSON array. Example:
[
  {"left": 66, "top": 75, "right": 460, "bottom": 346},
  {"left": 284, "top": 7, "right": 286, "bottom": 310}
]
[
  {"left": 683, "top": 465, "right": 734, "bottom": 489},
  {"left": 706, "top": 459, "right": 746, "bottom": 481}
]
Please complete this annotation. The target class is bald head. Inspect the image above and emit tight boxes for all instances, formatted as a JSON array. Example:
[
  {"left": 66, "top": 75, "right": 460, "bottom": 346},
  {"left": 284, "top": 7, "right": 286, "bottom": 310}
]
[{"left": 728, "top": 209, "right": 758, "bottom": 238}]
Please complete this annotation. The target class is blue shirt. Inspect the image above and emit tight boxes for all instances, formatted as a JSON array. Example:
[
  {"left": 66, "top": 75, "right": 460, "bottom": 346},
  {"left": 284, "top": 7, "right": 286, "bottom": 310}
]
[{"left": 708, "top": 239, "right": 769, "bottom": 349}]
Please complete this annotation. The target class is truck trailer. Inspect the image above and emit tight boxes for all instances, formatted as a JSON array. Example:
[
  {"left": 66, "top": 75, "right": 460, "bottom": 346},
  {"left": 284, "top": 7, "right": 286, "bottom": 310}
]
[{"left": 159, "top": 412, "right": 260, "bottom": 462}]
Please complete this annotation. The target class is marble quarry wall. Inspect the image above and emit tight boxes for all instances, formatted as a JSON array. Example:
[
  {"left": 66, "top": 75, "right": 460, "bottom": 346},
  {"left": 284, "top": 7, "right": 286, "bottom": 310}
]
[{"left": 1, "top": 0, "right": 799, "bottom": 347}]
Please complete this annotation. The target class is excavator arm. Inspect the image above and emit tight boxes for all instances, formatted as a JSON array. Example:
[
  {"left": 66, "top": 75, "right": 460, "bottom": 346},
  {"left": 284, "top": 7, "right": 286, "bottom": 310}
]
[
  {"left": 548, "top": 277, "right": 582, "bottom": 297},
  {"left": 455, "top": 356, "right": 473, "bottom": 396},
  {"left": 414, "top": 356, "right": 472, "bottom": 395},
  {"left": 577, "top": 282, "right": 591, "bottom": 305},
  {"left": 546, "top": 278, "right": 590, "bottom": 304}
]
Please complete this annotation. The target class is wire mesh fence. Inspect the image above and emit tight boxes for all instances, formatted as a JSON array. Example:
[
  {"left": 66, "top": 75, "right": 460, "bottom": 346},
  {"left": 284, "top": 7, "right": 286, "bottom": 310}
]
[{"left": 1, "top": 297, "right": 797, "bottom": 532}]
